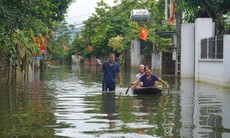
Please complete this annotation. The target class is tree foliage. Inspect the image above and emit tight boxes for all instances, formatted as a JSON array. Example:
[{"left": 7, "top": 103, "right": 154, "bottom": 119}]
[
  {"left": 0, "top": 0, "right": 74, "bottom": 71},
  {"left": 71, "top": 0, "right": 175, "bottom": 59},
  {"left": 47, "top": 22, "right": 73, "bottom": 62},
  {"left": 108, "top": 36, "right": 124, "bottom": 54},
  {"left": 177, "top": 0, "right": 230, "bottom": 34}
]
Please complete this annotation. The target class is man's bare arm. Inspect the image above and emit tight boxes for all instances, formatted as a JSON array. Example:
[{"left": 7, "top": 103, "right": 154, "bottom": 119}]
[
  {"left": 98, "top": 64, "right": 104, "bottom": 72},
  {"left": 118, "top": 72, "right": 122, "bottom": 87}
]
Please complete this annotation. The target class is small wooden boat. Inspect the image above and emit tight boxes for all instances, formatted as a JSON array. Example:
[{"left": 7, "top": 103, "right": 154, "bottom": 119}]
[{"left": 133, "top": 87, "right": 162, "bottom": 95}]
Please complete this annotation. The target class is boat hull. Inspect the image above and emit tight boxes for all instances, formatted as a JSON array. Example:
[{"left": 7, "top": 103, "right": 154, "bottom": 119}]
[{"left": 133, "top": 87, "right": 162, "bottom": 95}]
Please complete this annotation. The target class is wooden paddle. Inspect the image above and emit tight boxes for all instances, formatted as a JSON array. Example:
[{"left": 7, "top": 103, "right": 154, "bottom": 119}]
[{"left": 125, "top": 84, "right": 131, "bottom": 94}]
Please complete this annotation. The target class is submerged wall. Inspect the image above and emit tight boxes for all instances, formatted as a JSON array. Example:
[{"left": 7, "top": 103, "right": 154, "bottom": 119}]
[
  {"left": 181, "top": 18, "right": 230, "bottom": 88},
  {"left": 0, "top": 55, "right": 9, "bottom": 83}
]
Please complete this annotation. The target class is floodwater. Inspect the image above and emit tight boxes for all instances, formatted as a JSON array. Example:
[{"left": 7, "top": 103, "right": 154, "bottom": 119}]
[{"left": 0, "top": 65, "right": 230, "bottom": 138}]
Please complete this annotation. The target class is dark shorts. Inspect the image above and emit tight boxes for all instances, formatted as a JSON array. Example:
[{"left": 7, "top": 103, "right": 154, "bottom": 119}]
[{"left": 102, "top": 82, "right": 116, "bottom": 91}]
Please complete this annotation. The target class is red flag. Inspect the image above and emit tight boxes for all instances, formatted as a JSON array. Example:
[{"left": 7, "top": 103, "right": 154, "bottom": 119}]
[
  {"left": 88, "top": 45, "right": 92, "bottom": 52},
  {"left": 140, "top": 27, "right": 148, "bottom": 41},
  {"left": 34, "top": 36, "right": 47, "bottom": 56},
  {"left": 169, "top": 0, "right": 176, "bottom": 25},
  {"left": 62, "top": 45, "right": 68, "bottom": 50}
]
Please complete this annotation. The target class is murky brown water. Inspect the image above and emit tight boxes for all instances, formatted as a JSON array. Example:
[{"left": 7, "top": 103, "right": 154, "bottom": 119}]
[{"left": 0, "top": 65, "right": 230, "bottom": 138}]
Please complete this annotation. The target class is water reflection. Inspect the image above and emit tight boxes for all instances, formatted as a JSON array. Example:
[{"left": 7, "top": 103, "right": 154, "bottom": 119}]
[
  {"left": 0, "top": 85, "right": 57, "bottom": 138},
  {"left": 193, "top": 82, "right": 230, "bottom": 138},
  {"left": 0, "top": 65, "right": 230, "bottom": 138},
  {"left": 102, "top": 92, "right": 116, "bottom": 129}
]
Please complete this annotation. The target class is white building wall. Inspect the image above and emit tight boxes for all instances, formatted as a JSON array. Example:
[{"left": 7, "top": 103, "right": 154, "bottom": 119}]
[
  {"left": 223, "top": 35, "right": 230, "bottom": 88},
  {"left": 198, "top": 61, "right": 225, "bottom": 85},
  {"left": 181, "top": 23, "right": 195, "bottom": 78},
  {"left": 131, "top": 40, "right": 141, "bottom": 66},
  {"left": 195, "top": 18, "right": 213, "bottom": 81}
]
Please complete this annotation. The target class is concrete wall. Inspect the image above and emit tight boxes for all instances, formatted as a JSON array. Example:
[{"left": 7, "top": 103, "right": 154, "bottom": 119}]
[
  {"left": 198, "top": 61, "right": 225, "bottom": 85},
  {"left": 195, "top": 18, "right": 214, "bottom": 81},
  {"left": 181, "top": 23, "right": 195, "bottom": 78},
  {"left": 181, "top": 18, "right": 230, "bottom": 87},
  {"left": 72, "top": 55, "right": 82, "bottom": 64},
  {"left": 151, "top": 52, "right": 162, "bottom": 71},
  {"left": 196, "top": 32, "right": 230, "bottom": 87},
  {"left": 131, "top": 40, "right": 141, "bottom": 66},
  {"left": 0, "top": 55, "right": 9, "bottom": 83},
  {"left": 223, "top": 35, "right": 230, "bottom": 87}
]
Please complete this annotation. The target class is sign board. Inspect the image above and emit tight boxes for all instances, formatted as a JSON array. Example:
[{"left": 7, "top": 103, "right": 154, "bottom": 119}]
[
  {"left": 172, "top": 50, "right": 176, "bottom": 60},
  {"left": 130, "top": 9, "right": 150, "bottom": 21}
]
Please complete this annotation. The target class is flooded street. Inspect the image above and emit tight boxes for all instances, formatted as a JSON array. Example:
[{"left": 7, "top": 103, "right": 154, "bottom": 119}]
[{"left": 0, "top": 65, "right": 230, "bottom": 138}]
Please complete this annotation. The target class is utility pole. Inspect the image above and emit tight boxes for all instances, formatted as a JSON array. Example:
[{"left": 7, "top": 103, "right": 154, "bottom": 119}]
[
  {"left": 165, "top": 0, "right": 168, "bottom": 21},
  {"left": 152, "top": 11, "right": 156, "bottom": 52},
  {"left": 175, "top": 0, "right": 182, "bottom": 76}
]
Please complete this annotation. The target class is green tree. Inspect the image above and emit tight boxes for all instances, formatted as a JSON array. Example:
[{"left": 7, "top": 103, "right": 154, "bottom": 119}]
[
  {"left": 78, "top": 0, "right": 174, "bottom": 59},
  {"left": 47, "top": 22, "right": 72, "bottom": 62},
  {"left": 0, "top": 0, "right": 73, "bottom": 80},
  {"left": 108, "top": 36, "right": 125, "bottom": 54},
  {"left": 177, "top": 0, "right": 230, "bottom": 34}
]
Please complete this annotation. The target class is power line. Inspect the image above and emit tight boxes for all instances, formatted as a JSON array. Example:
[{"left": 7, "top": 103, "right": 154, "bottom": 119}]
[
  {"left": 84, "top": 0, "right": 137, "bottom": 24},
  {"left": 107, "top": 0, "right": 136, "bottom": 22},
  {"left": 66, "top": 13, "right": 92, "bottom": 19}
]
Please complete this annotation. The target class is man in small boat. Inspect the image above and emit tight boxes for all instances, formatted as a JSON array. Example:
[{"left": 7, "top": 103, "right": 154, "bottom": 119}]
[
  {"left": 131, "top": 66, "right": 170, "bottom": 89},
  {"left": 97, "top": 53, "right": 123, "bottom": 91},
  {"left": 136, "top": 64, "right": 145, "bottom": 79},
  {"left": 133, "top": 64, "right": 145, "bottom": 87}
]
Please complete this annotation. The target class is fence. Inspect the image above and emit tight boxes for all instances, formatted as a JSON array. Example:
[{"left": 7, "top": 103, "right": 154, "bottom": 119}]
[{"left": 201, "top": 35, "right": 223, "bottom": 59}]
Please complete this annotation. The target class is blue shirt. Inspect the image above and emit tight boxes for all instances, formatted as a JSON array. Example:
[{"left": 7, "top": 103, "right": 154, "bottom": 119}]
[
  {"left": 139, "top": 74, "right": 159, "bottom": 87},
  {"left": 102, "top": 61, "right": 120, "bottom": 84}
]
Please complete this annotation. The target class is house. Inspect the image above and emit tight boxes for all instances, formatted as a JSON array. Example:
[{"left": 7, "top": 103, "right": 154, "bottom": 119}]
[{"left": 181, "top": 18, "right": 230, "bottom": 88}]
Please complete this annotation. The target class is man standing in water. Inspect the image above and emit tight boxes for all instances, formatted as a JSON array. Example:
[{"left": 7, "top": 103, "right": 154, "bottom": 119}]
[{"left": 97, "top": 53, "right": 122, "bottom": 91}]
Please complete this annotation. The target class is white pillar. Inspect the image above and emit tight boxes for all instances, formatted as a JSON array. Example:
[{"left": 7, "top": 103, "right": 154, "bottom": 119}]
[
  {"left": 151, "top": 52, "right": 162, "bottom": 71},
  {"left": 131, "top": 40, "right": 141, "bottom": 66},
  {"left": 181, "top": 23, "right": 195, "bottom": 78},
  {"left": 194, "top": 18, "right": 213, "bottom": 81}
]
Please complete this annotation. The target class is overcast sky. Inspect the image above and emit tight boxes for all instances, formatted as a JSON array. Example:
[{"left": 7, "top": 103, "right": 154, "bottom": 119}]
[{"left": 65, "top": 0, "right": 117, "bottom": 26}]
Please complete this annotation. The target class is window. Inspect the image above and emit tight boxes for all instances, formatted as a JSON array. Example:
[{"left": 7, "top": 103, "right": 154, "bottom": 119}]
[
  {"left": 208, "top": 37, "right": 215, "bottom": 58},
  {"left": 201, "top": 39, "right": 207, "bottom": 58},
  {"left": 200, "top": 36, "right": 223, "bottom": 59},
  {"left": 216, "top": 36, "right": 223, "bottom": 59}
]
